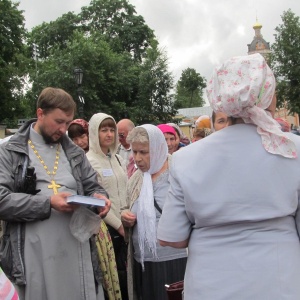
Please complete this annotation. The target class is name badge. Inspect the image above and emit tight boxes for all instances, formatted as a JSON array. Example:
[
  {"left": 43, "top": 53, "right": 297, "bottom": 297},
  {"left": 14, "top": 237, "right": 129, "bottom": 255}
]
[{"left": 102, "top": 169, "right": 113, "bottom": 177}]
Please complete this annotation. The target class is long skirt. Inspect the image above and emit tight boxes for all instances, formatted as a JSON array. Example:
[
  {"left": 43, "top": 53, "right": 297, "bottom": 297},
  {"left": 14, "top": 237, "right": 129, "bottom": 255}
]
[{"left": 133, "top": 257, "right": 187, "bottom": 300}]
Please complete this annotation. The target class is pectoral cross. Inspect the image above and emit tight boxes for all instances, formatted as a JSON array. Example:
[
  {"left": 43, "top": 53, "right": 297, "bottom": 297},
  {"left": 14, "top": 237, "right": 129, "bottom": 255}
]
[{"left": 48, "top": 180, "right": 61, "bottom": 195}]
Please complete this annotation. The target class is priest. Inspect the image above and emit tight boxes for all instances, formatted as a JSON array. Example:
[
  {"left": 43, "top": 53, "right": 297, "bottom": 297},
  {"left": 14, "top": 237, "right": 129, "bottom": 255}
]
[{"left": 0, "top": 87, "right": 111, "bottom": 300}]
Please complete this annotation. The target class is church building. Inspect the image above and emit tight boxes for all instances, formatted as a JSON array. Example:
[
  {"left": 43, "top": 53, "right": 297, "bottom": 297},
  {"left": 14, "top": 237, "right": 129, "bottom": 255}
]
[
  {"left": 247, "top": 19, "right": 299, "bottom": 129},
  {"left": 175, "top": 18, "right": 299, "bottom": 137},
  {"left": 247, "top": 19, "right": 271, "bottom": 60}
]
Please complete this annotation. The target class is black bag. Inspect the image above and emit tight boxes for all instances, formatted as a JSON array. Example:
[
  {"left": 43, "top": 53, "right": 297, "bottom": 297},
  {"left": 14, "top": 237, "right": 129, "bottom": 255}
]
[{"left": 165, "top": 280, "right": 184, "bottom": 300}]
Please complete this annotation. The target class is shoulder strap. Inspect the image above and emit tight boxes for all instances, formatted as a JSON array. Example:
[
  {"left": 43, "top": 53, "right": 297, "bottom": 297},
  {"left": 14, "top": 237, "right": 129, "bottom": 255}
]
[
  {"left": 116, "top": 144, "right": 121, "bottom": 155},
  {"left": 115, "top": 154, "right": 122, "bottom": 166},
  {"left": 22, "top": 156, "right": 29, "bottom": 179},
  {"left": 14, "top": 154, "right": 28, "bottom": 192},
  {"left": 154, "top": 198, "right": 162, "bottom": 214}
]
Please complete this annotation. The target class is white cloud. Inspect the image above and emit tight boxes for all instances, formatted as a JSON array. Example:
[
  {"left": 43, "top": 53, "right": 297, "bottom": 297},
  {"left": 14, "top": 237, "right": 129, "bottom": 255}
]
[{"left": 18, "top": 0, "right": 300, "bottom": 82}]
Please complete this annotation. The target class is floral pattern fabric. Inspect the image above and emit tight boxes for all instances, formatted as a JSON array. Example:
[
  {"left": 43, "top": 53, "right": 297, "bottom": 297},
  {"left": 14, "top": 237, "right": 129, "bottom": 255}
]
[
  {"left": 69, "top": 119, "right": 89, "bottom": 134},
  {"left": 96, "top": 221, "right": 122, "bottom": 300},
  {"left": 206, "top": 53, "right": 297, "bottom": 158}
]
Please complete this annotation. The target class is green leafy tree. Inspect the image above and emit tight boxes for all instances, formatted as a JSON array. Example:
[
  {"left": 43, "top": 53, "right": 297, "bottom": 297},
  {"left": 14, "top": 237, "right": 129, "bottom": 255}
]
[
  {"left": 175, "top": 68, "right": 206, "bottom": 108},
  {"left": 27, "top": 12, "right": 80, "bottom": 59},
  {"left": 0, "top": 0, "right": 27, "bottom": 124},
  {"left": 80, "top": 0, "right": 154, "bottom": 61},
  {"left": 25, "top": 0, "right": 173, "bottom": 124},
  {"left": 28, "top": 0, "right": 154, "bottom": 63},
  {"left": 270, "top": 9, "right": 300, "bottom": 114},
  {"left": 133, "top": 43, "right": 177, "bottom": 124},
  {"left": 27, "top": 31, "right": 139, "bottom": 121}
]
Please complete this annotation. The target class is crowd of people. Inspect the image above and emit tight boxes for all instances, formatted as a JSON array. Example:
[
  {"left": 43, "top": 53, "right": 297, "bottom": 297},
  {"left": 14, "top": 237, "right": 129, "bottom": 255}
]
[{"left": 1, "top": 53, "right": 300, "bottom": 300}]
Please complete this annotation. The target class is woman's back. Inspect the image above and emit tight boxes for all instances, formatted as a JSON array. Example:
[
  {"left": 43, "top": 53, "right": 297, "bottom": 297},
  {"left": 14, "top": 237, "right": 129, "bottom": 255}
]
[
  {"left": 177, "top": 124, "right": 300, "bottom": 227},
  {"left": 160, "top": 124, "right": 300, "bottom": 299}
]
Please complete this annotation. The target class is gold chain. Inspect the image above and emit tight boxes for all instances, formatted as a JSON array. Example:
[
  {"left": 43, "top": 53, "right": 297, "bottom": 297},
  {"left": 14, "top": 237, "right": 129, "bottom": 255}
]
[
  {"left": 28, "top": 139, "right": 60, "bottom": 175},
  {"left": 28, "top": 139, "right": 61, "bottom": 194}
]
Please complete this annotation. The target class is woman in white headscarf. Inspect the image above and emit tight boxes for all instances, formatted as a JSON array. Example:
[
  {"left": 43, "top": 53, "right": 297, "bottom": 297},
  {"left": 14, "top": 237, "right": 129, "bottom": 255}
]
[
  {"left": 158, "top": 54, "right": 300, "bottom": 299},
  {"left": 121, "top": 124, "right": 187, "bottom": 300}
]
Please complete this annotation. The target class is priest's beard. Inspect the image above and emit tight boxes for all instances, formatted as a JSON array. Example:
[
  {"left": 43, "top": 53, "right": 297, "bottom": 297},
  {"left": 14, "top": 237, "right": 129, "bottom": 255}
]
[{"left": 40, "top": 127, "right": 63, "bottom": 144}]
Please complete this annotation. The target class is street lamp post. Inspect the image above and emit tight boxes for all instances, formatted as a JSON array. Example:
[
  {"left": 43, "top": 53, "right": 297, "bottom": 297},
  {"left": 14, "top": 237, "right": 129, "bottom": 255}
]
[{"left": 73, "top": 68, "right": 84, "bottom": 118}]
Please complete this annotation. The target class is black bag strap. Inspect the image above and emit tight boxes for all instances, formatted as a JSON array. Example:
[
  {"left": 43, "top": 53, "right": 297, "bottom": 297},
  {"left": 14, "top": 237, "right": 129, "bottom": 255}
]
[
  {"left": 154, "top": 198, "right": 162, "bottom": 214},
  {"left": 116, "top": 144, "right": 121, "bottom": 155},
  {"left": 115, "top": 154, "right": 122, "bottom": 167}
]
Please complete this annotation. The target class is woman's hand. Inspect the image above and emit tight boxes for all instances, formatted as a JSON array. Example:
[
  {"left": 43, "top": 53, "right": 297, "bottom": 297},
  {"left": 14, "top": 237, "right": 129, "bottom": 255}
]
[
  {"left": 117, "top": 224, "right": 125, "bottom": 237},
  {"left": 121, "top": 210, "right": 137, "bottom": 228},
  {"left": 159, "top": 238, "right": 189, "bottom": 248}
]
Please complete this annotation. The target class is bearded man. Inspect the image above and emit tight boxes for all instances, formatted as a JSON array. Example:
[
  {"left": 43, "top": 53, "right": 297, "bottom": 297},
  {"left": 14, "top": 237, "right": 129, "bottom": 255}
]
[{"left": 0, "top": 87, "right": 111, "bottom": 300}]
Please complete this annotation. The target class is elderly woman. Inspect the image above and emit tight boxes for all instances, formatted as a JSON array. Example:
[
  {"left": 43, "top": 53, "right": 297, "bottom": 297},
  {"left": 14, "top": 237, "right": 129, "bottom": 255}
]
[
  {"left": 167, "top": 122, "right": 190, "bottom": 146},
  {"left": 121, "top": 124, "right": 187, "bottom": 300},
  {"left": 157, "top": 124, "right": 178, "bottom": 154},
  {"left": 158, "top": 54, "right": 300, "bottom": 299}
]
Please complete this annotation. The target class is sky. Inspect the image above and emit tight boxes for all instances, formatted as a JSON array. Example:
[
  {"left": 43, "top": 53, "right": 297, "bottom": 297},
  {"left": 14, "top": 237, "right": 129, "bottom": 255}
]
[{"left": 17, "top": 0, "right": 300, "bottom": 83}]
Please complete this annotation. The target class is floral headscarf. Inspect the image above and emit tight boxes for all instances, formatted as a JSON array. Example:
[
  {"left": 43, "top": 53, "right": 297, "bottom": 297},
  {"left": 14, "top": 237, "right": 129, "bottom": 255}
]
[
  {"left": 206, "top": 53, "right": 296, "bottom": 158},
  {"left": 69, "top": 119, "right": 89, "bottom": 134},
  {"left": 275, "top": 118, "right": 291, "bottom": 133}
]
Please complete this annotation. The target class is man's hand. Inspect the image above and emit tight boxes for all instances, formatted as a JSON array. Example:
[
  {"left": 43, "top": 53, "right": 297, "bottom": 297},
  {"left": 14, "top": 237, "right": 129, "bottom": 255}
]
[
  {"left": 93, "top": 193, "right": 111, "bottom": 218},
  {"left": 121, "top": 210, "right": 136, "bottom": 228},
  {"left": 50, "top": 192, "right": 79, "bottom": 212}
]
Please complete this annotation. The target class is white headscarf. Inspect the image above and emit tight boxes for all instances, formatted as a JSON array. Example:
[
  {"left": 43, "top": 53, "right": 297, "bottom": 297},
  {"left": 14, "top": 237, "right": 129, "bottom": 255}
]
[
  {"left": 135, "top": 124, "right": 168, "bottom": 269},
  {"left": 206, "top": 53, "right": 297, "bottom": 158}
]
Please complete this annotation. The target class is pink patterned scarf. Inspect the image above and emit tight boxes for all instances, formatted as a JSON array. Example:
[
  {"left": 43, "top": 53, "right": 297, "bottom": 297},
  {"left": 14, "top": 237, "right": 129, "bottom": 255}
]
[{"left": 207, "top": 54, "right": 296, "bottom": 158}]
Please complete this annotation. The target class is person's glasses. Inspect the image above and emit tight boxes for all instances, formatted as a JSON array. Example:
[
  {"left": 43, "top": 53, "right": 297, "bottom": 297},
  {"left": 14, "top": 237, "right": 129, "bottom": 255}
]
[{"left": 118, "top": 133, "right": 125, "bottom": 138}]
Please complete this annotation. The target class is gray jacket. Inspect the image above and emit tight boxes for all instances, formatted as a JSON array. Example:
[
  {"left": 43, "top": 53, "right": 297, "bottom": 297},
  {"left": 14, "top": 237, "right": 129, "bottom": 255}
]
[{"left": 0, "top": 119, "right": 108, "bottom": 286}]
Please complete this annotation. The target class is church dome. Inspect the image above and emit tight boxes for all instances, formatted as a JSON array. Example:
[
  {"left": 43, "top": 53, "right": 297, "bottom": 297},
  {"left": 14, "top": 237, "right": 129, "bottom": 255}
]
[
  {"left": 253, "top": 21, "right": 262, "bottom": 29},
  {"left": 247, "top": 19, "right": 270, "bottom": 55}
]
